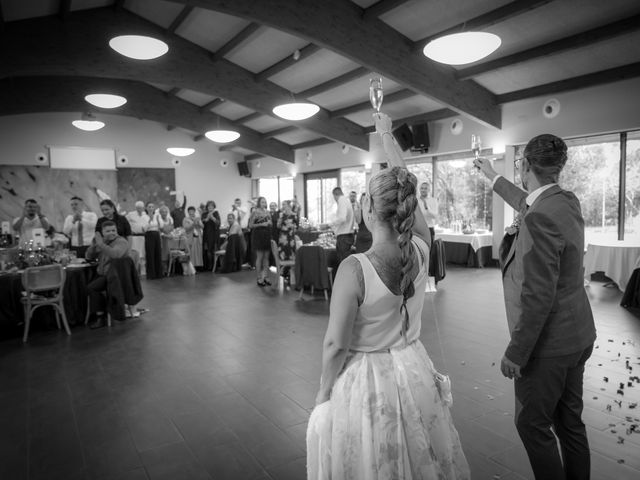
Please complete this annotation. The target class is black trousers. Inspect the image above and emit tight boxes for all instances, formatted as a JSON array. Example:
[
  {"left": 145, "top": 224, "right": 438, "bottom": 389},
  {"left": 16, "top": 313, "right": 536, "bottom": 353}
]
[
  {"left": 336, "top": 233, "right": 354, "bottom": 266},
  {"left": 87, "top": 275, "right": 108, "bottom": 314},
  {"left": 514, "top": 344, "right": 594, "bottom": 480},
  {"left": 145, "top": 231, "right": 163, "bottom": 279}
]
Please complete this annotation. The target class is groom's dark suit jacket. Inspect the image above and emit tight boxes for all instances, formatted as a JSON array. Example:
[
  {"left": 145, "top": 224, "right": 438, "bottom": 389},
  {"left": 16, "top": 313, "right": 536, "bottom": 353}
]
[{"left": 494, "top": 177, "right": 596, "bottom": 367}]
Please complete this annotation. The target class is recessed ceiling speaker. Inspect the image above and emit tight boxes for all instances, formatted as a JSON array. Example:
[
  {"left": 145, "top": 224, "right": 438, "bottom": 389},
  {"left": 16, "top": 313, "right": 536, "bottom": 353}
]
[
  {"left": 341, "top": 144, "right": 350, "bottom": 154},
  {"left": 543, "top": 98, "right": 560, "bottom": 119},
  {"left": 450, "top": 118, "right": 463, "bottom": 135},
  {"left": 35, "top": 152, "right": 47, "bottom": 164},
  {"left": 171, "top": 157, "right": 181, "bottom": 167},
  {"left": 117, "top": 154, "right": 129, "bottom": 166},
  {"left": 220, "top": 159, "right": 229, "bottom": 167}
]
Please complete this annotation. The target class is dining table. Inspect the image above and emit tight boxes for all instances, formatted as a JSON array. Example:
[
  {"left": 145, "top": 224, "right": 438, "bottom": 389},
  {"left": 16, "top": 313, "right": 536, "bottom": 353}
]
[
  {"left": 434, "top": 230, "right": 494, "bottom": 267},
  {"left": 0, "top": 262, "right": 97, "bottom": 338},
  {"left": 583, "top": 240, "right": 640, "bottom": 292}
]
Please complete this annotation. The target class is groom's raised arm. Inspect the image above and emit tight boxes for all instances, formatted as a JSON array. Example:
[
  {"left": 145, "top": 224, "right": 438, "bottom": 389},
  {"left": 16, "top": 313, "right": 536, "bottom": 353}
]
[{"left": 493, "top": 177, "right": 528, "bottom": 213}]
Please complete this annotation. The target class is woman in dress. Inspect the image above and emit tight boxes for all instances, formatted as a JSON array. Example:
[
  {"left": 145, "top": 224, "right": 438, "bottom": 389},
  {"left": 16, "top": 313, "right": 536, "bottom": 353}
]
[
  {"left": 158, "top": 205, "right": 174, "bottom": 275},
  {"left": 144, "top": 202, "right": 163, "bottom": 279},
  {"left": 248, "top": 196, "right": 272, "bottom": 286},
  {"left": 277, "top": 200, "right": 298, "bottom": 267},
  {"left": 183, "top": 206, "right": 204, "bottom": 269},
  {"left": 307, "top": 112, "right": 468, "bottom": 479},
  {"left": 201, "top": 200, "right": 220, "bottom": 271}
]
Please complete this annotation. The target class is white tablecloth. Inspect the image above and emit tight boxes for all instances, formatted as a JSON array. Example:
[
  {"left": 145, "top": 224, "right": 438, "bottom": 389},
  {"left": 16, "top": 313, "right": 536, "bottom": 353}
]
[
  {"left": 435, "top": 232, "right": 493, "bottom": 252},
  {"left": 583, "top": 241, "right": 640, "bottom": 292}
]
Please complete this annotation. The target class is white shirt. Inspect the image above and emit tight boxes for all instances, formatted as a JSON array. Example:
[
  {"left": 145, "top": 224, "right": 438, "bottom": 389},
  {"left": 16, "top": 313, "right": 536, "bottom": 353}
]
[
  {"left": 13, "top": 215, "right": 48, "bottom": 244},
  {"left": 62, "top": 211, "right": 97, "bottom": 247},
  {"left": 417, "top": 196, "right": 438, "bottom": 226},
  {"left": 231, "top": 205, "right": 249, "bottom": 229},
  {"left": 126, "top": 211, "right": 150, "bottom": 234},
  {"left": 147, "top": 212, "right": 160, "bottom": 232},
  {"left": 331, "top": 195, "right": 355, "bottom": 236}
]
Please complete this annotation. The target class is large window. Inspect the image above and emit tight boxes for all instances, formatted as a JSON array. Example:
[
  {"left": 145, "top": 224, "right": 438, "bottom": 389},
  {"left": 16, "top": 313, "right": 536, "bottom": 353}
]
[
  {"left": 406, "top": 160, "right": 433, "bottom": 194},
  {"left": 258, "top": 176, "right": 294, "bottom": 206},
  {"left": 626, "top": 133, "right": 640, "bottom": 240},
  {"left": 305, "top": 170, "right": 339, "bottom": 226},
  {"left": 436, "top": 157, "right": 493, "bottom": 230},
  {"left": 340, "top": 167, "right": 367, "bottom": 199}
]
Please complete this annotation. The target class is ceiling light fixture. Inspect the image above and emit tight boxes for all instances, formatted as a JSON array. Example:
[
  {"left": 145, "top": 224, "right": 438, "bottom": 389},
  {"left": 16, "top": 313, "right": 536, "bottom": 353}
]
[
  {"left": 205, "top": 130, "right": 240, "bottom": 143},
  {"left": 72, "top": 113, "right": 105, "bottom": 131},
  {"left": 423, "top": 32, "right": 501, "bottom": 65},
  {"left": 109, "top": 35, "right": 169, "bottom": 60},
  {"left": 273, "top": 102, "right": 319, "bottom": 121},
  {"left": 166, "top": 147, "right": 195, "bottom": 157},
  {"left": 85, "top": 93, "right": 127, "bottom": 109}
]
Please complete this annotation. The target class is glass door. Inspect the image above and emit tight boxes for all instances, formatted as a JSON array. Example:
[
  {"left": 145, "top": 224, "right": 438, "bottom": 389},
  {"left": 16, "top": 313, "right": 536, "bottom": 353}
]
[{"left": 304, "top": 170, "right": 339, "bottom": 227}]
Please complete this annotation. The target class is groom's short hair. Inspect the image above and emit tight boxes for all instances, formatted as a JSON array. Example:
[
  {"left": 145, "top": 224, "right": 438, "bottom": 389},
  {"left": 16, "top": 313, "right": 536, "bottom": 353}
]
[{"left": 524, "top": 134, "right": 567, "bottom": 184}]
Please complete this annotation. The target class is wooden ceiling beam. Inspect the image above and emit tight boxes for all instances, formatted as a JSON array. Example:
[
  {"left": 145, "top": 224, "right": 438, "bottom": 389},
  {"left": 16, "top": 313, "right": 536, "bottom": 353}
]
[
  {"left": 292, "top": 138, "right": 334, "bottom": 149},
  {"left": 457, "top": 13, "right": 640, "bottom": 80},
  {"left": 0, "top": 8, "right": 369, "bottom": 151},
  {"left": 199, "top": 97, "right": 224, "bottom": 113},
  {"left": 412, "top": 0, "right": 553, "bottom": 51},
  {"left": 363, "top": 108, "right": 457, "bottom": 133},
  {"left": 363, "top": 0, "right": 411, "bottom": 20},
  {"left": 262, "top": 125, "right": 298, "bottom": 139},
  {"left": 211, "top": 22, "right": 261, "bottom": 61},
  {"left": 497, "top": 61, "right": 640, "bottom": 104},
  {"left": 330, "top": 88, "right": 415, "bottom": 118},
  {"left": 245, "top": 153, "right": 264, "bottom": 161},
  {"left": 166, "top": 0, "right": 501, "bottom": 128},
  {"left": 296, "top": 66, "right": 368, "bottom": 98},
  {"left": 235, "top": 112, "right": 263, "bottom": 124},
  {"left": 167, "top": 5, "right": 194, "bottom": 34},
  {"left": 255, "top": 43, "right": 320, "bottom": 82},
  {"left": 0, "top": 76, "right": 294, "bottom": 162}
]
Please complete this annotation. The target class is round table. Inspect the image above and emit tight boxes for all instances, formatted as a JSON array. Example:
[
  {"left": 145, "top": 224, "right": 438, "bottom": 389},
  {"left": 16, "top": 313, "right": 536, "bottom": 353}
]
[{"left": 583, "top": 241, "right": 640, "bottom": 292}]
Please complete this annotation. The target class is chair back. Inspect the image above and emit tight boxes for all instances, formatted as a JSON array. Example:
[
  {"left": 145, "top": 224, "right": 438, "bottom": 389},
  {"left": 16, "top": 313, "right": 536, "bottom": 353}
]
[
  {"left": 270, "top": 239, "right": 282, "bottom": 273},
  {"left": 21, "top": 264, "right": 66, "bottom": 293}
]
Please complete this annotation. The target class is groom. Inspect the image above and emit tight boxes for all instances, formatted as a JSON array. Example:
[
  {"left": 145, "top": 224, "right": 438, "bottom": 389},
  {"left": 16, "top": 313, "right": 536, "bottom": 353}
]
[{"left": 475, "top": 134, "right": 596, "bottom": 480}]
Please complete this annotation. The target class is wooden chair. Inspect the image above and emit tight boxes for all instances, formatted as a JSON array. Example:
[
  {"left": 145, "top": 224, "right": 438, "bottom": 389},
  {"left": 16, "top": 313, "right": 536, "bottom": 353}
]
[
  {"left": 21, "top": 264, "right": 71, "bottom": 342},
  {"left": 270, "top": 239, "right": 295, "bottom": 290}
]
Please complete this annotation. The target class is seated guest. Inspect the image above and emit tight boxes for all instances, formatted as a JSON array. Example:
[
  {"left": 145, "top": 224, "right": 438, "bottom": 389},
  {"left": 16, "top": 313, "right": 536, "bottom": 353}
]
[
  {"left": 126, "top": 201, "right": 149, "bottom": 275},
  {"left": 96, "top": 199, "right": 132, "bottom": 242},
  {"left": 183, "top": 206, "right": 204, "bottom": 270},
  {"left": 85, "top": 221, "right": 131, "bottom": 329},
  {"left": 219, "top": 213, "right": 245, "bottom": 273},
  {"left": 144, "top": 202, "right": 163, "bottom": 279},
  {"left": 62, "top": 196, "right": 97, "bottom": 259},
  {"left": 12, "top": 198, "right": 51, "bottom": 246}
]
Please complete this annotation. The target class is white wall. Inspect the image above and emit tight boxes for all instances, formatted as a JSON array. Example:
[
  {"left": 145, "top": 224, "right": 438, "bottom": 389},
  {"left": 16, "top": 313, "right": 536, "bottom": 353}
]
[{"left": 0, "top": 112, "right": 250, "bottom": 213}]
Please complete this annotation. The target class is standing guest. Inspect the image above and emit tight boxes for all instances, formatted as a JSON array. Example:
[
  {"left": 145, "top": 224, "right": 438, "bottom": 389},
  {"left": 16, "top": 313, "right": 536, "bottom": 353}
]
[
  {"left": 474, "top": 135, "right": 596, "bottom": 480},
  {"left": 183, "top": 206, "right": 204, "bottom": 269},
  {"left": 418, "top": 182, "right": 438, "bottom": 240},
  {"left": 12, "top": 199, "right": 51, "bottom": 245},
  {"left": 144, "top": 202, "right": 163, "bottom": 279},
  {"left": 126, "top": 201, "right": 149, "bottom": 275},
  {"left": 157, "top": 205, "right": 174, "bottom": 275},
  {"left": 291, "top": 196, "right": 301, "bottom": 219},
  {"left": 231, "top": 198, "right": 251, "bottom": 266},
  {"left": 354, "top": 193, "right": 372, "bottom": 253},
  {"left": 329, "top": 187, "right": 355, "bottom": 266},
  {"left": 269, "top": 201, "right": 280, "bottom": 240},
  {"left": 170, "top": 192, "right": 187, "bottom": 230},
  {"left": 85, "top": 221, "right": 130, "bottom": 329},
  {"left": 349, "top": 190, "right": 360, "bottom": 228},
  {"left": 62, "top": 196, "right": 97, "bottom": 258},
  {"left": 202, "top": 200, "right": 221, "bottom": 271},
  {"left": 96, "top": 199, "right": 132, "bottom": 242},
  {"left": 277, "top": 200, "right": 298, "bottom": 278},
  {"left": 248, "top": 196, "right": 272, "bottom": 286}
]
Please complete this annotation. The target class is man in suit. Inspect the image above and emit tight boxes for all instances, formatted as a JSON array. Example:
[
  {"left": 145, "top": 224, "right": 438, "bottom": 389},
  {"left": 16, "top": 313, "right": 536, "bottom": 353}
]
[{"left": 474, "top": 134, "right": 596, "bottom": 480}]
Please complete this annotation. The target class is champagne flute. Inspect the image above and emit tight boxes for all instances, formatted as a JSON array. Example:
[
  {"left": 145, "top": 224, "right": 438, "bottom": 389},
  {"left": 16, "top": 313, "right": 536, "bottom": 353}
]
[
  {"left": 471, "top": 134, "right": 482, "bottom": 173},
  {"left": 369, "top": 77, "right": 383, "bottom": 112}
]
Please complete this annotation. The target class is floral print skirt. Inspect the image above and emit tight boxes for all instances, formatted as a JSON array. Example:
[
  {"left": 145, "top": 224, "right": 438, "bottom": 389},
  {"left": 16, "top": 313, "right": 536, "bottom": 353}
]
[{"left": 307, "top": 340, "right": 470, "bottom": 480}]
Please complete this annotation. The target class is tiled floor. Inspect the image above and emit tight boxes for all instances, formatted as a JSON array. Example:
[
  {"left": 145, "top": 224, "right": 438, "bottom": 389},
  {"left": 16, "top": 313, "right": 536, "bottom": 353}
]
[{"left": 1, "top": 265, "right": 639, "bottom": 480}]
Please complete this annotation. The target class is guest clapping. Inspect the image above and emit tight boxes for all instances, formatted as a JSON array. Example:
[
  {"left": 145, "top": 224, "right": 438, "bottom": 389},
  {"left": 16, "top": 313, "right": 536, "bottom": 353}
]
[
  {"left": 183, "top": 206, "right": 204, "bottom": 269},
  {"left": 202, "top": 201, "right": 220, "bottom": 271},
  {"left": 62, "top": 196, "right": 97, "bottom": 258},
  {"left": 12, "top": 199, "right": 51, "bottom": 245},
  {"left": 144, "top": 202, "right": 163, "bottom": 279}
]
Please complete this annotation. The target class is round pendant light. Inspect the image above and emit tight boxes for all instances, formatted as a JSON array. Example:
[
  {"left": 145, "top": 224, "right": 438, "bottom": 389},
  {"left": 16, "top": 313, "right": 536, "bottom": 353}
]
[
  {"left": 273, "top": 102, "right": 320, "bottom": 121},
  {"left": 423, "top": 32, "right": 501, "bottom": 65},
  {"left": 109, "top": 35, "right": 169, "bottom": 60},
  {"left": 205, "top": 130, "right": 240, "bottom": 143},
  {"left": 72, "top": 113, "right": 105, "bottom": 131},
  {"left": 85, "top": 94, "right": 127, "bottom": 109},
  {"left": 166, "top": 147, "right": 195, "bottom": 157}
]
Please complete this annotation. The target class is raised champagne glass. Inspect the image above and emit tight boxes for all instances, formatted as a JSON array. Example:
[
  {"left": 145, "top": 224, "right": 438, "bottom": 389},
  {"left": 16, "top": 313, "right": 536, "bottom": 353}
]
[
  {"left": 369, "top": 77, "right": 383, "bottom": 112},
  {"left": 471, "top": 134, "right": 482, "bottom": 173}
]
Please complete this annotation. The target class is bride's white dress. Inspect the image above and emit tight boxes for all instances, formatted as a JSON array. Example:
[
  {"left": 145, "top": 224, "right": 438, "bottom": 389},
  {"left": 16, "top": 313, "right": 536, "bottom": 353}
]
[{"left": 307, "top": 237, "right": 470, "bottom": 479}]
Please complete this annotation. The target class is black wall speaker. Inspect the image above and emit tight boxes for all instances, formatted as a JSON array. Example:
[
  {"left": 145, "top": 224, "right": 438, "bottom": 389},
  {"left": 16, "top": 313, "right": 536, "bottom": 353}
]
[
  {"left": 237, "top": 161, "right": 251, "bottom": 177},
  {"left": 392, "top": 123, "right": 413, "bottom": 152},
  {"left": 411, "top": 123, "right": 430, "bottom": 152}
]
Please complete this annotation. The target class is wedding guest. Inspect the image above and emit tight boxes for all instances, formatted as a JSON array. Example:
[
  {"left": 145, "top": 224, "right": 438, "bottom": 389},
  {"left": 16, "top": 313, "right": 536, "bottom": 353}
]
[
  {"left": 217, "top": 213, "right": 246, "bottom": 273},
  {"left": 329, "top": 187, "right": 354, "bottom": 266},
  {"left": 183, "top": 206, "right": 204, "bottom": 269},
  {"left": 158, "top": 205, "right": 174, "bottom": 275},
  {"left": 353, "top": 193, "right": 372, "bottom": 253},
  {"left": 96, "top": 199, "right": 132, "bottom": 242},
  {"left": 126, "top": 201, "right": 149, "bottom": 275},
  {"left": 170, "top": 192, "right": 187, "bottom": 229},
  {"left": 12, "top": 199, "right": 51, "bottom": 245},
  {"left": 248, "top": 196, "right": 272, "bottom": 286},
  {"left": 144, "top": 202, "right": 163, "bottom": 279},
  {"left": 85, "top": 221, "right": 130, "bottom": 329},
  {"left": 202, "top": 200, "right": 221, "bottom": 271},
  {"left": 231, "top": 197, "right": 251, "bottom": 266},
  {"left": 418, "top": 181, "right": 438, "bottom": 240},
  {"left": 62, "top": 196, "right": 97, "bottom": 258},
  {"left": 269, "top": 201, "right": 280, "bottom": 240},
  {"left": 277, "top": 200, "right": 298, "bottom": 272},
  {"left": 474, "top": 135, "right": 596, "bottom": 480},
  {"left": 307, "top": 112, "right": 468, "bottom": 479},
  {"left": 349, "top": 190, "right": 360, "bottom": 227}
]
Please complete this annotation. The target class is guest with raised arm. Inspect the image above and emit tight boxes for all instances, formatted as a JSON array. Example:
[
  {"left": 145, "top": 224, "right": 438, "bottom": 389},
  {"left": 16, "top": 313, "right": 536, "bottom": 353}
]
[
  {"left": 63, "top": 196, "right": 97, "bottom": 259},
  {"left": 13, "top": 199, "right": 51, "bottom": 245}
]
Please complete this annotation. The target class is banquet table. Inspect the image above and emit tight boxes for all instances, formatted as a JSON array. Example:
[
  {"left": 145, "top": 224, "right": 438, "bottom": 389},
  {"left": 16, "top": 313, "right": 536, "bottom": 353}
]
[
  {"left": 0, "top": 263, "right": 96, "bottom": 336},
  {"left": 295, "top": 245, "right": 337, "bottom": 291},
  {"left": 435, "top": 231, "right": 493, "bottom": 268},
  {"left": 584, "top": 241, "right": 640, "bottom": 292}
]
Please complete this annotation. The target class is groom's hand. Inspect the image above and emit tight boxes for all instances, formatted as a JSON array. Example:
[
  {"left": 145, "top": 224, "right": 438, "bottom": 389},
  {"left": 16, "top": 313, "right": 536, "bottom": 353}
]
[{"left": 500, "top": 355, "right": 522, "bottom": 380}]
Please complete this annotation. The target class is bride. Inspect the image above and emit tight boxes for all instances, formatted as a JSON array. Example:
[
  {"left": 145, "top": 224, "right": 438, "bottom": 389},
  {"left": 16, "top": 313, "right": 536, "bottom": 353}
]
[{"left": 307, "top": 113, "right": 470, "bottom": 479}]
